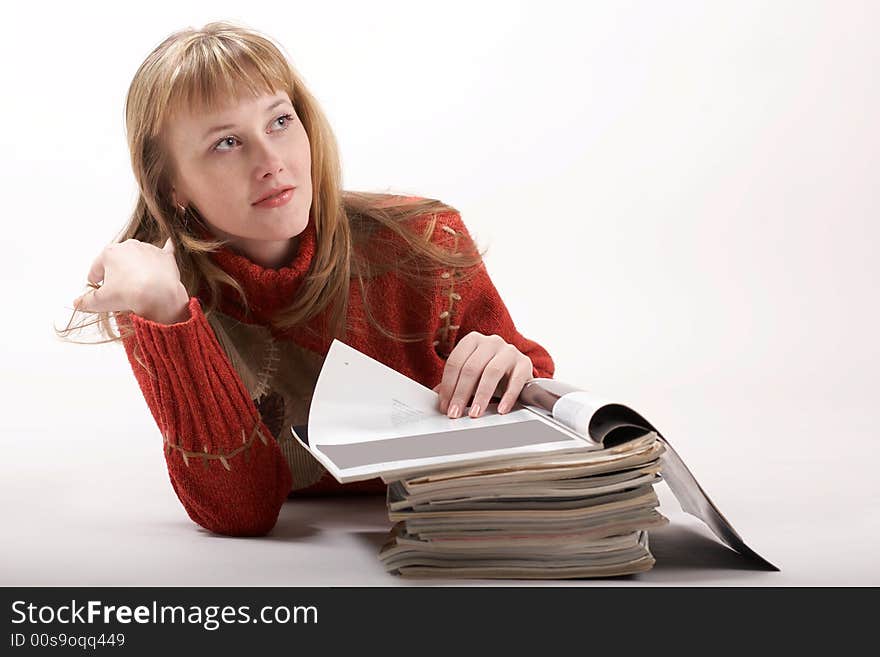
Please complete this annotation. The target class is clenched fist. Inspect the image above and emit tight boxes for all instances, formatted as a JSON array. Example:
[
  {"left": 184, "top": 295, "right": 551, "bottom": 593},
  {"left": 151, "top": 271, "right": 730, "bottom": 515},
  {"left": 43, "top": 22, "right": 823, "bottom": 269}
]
[{"left": 73, "top": 237, "right": 191, "bottom": 325}]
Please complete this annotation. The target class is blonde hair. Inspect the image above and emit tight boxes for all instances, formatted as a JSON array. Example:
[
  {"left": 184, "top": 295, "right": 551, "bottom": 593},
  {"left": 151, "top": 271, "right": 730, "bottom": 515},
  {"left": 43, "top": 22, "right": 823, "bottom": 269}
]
[{"left": 57, "top": 21, "right": 483, "bottom": 351}]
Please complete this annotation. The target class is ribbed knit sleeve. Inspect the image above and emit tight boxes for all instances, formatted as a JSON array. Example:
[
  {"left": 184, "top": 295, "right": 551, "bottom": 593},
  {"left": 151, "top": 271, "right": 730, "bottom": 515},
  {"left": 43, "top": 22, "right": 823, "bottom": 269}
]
[
  {"left": 431, "top": 212, "right": 555, "bottom": 380},
  {"left": 118, "top": 297, "right": 292, "bottom": 536}
]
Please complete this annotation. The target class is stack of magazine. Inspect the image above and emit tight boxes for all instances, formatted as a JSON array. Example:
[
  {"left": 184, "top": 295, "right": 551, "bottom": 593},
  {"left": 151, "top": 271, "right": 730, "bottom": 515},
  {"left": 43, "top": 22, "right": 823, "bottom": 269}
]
[
  {"left": 292, "top": 340, "right": 778, "bottom": 579},
  {"left": 378, "top": 428, "right": 668, "bottom": 578}
]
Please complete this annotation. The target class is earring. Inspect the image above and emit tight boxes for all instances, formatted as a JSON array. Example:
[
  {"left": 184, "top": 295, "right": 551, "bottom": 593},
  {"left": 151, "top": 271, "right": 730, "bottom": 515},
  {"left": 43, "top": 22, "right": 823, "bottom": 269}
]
[{"left": 175, "top": 203, "right": 191, "bottom": 230}]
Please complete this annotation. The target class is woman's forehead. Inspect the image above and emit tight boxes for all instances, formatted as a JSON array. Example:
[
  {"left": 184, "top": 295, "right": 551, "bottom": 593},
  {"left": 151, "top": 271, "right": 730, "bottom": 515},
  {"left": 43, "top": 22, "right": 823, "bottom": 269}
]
[{"left": 169, "top": 86, "right": 289, "bottom": 123}]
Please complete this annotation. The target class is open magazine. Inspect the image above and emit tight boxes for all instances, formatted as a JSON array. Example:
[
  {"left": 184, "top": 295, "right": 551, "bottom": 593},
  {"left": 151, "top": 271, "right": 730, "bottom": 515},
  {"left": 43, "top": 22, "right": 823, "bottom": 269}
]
[{"left": 292, "top": 339, "right": 778, "bottom": 570}]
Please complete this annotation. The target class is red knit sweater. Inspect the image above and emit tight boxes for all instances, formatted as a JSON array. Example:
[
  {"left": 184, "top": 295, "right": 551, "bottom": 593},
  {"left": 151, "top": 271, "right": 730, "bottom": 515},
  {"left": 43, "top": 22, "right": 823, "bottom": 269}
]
[{"left": 119, "top": 207, "right": 554, "bottom": 536}]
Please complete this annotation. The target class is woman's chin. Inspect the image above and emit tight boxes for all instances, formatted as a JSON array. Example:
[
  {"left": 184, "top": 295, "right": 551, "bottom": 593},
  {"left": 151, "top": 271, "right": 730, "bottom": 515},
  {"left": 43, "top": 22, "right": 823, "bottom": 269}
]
[
  {"left": 281, "top": 213, "right": 309, "bottom": 239},
  {"left": 258, "top": 212, "right": 308, "bottom": 240}
]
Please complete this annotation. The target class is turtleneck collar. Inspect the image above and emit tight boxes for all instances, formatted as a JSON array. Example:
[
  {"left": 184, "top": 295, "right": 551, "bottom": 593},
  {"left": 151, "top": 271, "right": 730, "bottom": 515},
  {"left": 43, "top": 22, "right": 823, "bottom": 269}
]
[{"left": 198, "top": 219, "right": 318, "bottom": 324}]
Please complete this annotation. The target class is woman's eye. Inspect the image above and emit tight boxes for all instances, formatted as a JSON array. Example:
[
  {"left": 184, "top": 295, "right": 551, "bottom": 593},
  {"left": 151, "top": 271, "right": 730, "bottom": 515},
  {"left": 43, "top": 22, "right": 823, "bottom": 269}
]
[
  {"left": 214, "top": 136, "right": 239, "bottom": 151},
  {"left": 212, "top": 113, "right": 296, "bottom": 152},
  {"left": 273, "top": 113, "right": 295, "bottom": 129}
]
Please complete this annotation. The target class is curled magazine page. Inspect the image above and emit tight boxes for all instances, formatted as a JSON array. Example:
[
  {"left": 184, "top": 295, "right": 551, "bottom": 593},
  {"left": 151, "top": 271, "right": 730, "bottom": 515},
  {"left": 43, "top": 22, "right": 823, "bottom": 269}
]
[
  {"left": 659, "top": 442, "right": 779, "bottom": 570},
  {"left": 303, "top": 341, "right": 590, "bottom": 483},
  {"left": 518, "top": 379, "right": 779, "bottom": 570}
]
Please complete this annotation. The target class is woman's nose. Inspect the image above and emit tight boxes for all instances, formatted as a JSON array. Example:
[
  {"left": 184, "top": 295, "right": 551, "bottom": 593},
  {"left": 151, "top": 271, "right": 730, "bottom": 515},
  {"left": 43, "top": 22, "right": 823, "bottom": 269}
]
[{"left": 252, "top": 137, "right": 285, "bottom": 178}]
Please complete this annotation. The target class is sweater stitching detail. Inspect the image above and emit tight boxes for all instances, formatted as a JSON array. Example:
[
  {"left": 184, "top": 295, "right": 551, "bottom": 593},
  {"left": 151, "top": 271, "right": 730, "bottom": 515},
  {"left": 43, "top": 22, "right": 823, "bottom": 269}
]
[
  {"left": 251, "top": 337, "right": 280, "bottom": 401},
  {"left": 434, "top": 225, "right": 461, "bottom": 358},
  {"left": 162, "top": 416, "right": 271, "bottom": 471}
]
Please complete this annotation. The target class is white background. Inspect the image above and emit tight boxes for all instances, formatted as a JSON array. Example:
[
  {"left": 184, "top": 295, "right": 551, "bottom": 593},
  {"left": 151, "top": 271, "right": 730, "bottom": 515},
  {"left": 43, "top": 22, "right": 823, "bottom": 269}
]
[{"left": 1, "top": 0, "right": 877, "bottom": 585}]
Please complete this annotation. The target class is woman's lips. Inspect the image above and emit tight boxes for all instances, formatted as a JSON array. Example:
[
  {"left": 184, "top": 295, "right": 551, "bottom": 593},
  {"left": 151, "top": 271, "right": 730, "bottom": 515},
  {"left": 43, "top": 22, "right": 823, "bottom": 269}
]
[{"left": 253, "top": 187, "right": 294, "bottom": 208}]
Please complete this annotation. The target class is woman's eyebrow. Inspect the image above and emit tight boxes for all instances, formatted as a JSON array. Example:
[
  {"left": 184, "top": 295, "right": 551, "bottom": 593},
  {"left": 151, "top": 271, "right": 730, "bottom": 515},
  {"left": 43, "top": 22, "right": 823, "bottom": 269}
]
[{"left": 202, "top": 98, "right": 292, "bottom": 139}]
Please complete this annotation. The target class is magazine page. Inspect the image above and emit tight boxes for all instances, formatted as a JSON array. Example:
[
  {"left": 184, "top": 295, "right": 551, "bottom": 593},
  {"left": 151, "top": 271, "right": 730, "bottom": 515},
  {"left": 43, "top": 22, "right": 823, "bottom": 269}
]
[
  {"left": 658, "top": 442, "right": 778, "bottom": 570},
  {"left": 522, "top": 379, "right": 660, "bottom": 445},
  {"left": 520, "top": 379, "right": 608, "bottom": 437},
  {"left": 519, "top": 379, "right": 779, "bottom": 570},
  {"left": 301, "top": 340, "right": 592, "bottom": 483}
]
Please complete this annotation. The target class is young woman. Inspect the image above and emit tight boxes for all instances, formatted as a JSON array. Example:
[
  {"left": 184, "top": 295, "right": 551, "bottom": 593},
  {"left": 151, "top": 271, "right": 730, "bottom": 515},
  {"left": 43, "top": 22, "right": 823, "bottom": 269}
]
[{"left": 60, "top": 21, "right": 555, "bottom": 537}]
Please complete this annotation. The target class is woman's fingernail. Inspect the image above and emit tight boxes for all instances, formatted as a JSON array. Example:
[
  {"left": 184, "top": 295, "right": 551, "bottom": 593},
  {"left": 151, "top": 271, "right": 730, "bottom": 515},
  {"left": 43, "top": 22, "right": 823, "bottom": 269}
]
[
  {"left": 469, "top": 404, "right": 481, "bottom": 418},
  {"left": 498, "top": 401, "right": 509, "bottom": 414},
  {"left": 448, "top": 404, "right": 460, "bottom": 418}
]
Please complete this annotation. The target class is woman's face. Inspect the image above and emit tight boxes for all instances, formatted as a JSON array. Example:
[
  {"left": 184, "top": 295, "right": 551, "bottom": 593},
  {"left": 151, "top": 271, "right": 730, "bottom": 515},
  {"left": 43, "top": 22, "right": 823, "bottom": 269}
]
[{"left": 165, "top": 88, "right": 313, "bottom": 268}]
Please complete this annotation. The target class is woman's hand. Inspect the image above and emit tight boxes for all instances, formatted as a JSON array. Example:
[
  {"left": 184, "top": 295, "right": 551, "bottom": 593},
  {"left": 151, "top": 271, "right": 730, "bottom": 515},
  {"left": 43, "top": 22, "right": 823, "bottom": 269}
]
[
  {"left": 72, "top": 238, "right": 191, "bottom": 325},
  {"left": 432, "top": 331, "right": 534, "bottom": 419}
]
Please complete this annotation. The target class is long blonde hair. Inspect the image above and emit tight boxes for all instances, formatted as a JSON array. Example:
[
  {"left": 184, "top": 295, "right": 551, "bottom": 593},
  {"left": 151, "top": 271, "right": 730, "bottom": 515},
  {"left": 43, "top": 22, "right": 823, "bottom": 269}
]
[{"left": 57, "top": 21, "right": 483, "bottom": 349}]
